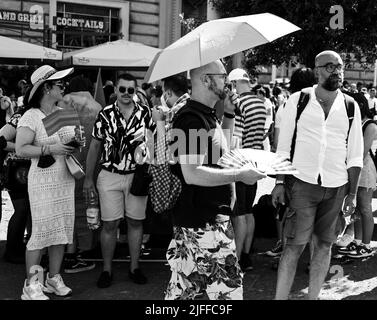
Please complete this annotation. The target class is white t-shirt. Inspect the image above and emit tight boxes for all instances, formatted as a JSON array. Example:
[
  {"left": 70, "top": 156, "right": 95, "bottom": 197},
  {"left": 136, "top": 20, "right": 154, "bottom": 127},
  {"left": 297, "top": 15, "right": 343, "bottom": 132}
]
[
  {"left": 368, "top": 97, "right": 377, "bottom": 112},
  {"left": 264, "top": 98, "right": 273, "bottom": 130}
]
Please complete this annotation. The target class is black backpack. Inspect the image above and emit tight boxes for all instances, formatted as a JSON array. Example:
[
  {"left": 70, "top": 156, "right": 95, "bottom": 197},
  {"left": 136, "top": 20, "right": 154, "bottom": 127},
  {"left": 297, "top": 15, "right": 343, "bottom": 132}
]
[
  {"left": 362, "top": 119, "right": 377, "bottom": 171},
  {"left": 290, "top": 89, "right": 355, "bottom": 161}
]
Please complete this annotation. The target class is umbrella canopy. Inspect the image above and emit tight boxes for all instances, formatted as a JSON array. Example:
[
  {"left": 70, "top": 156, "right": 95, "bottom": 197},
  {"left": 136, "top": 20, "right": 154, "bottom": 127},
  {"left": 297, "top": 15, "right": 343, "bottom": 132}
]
[
  {"left": 62, "top": 39, "right": 161, "bottom": 68},
  {"left": 0, "top": 35, "right": 62, "bottom": 60},
  {"left": 145, "top": 13, "right": 301, "bottom": 83}
]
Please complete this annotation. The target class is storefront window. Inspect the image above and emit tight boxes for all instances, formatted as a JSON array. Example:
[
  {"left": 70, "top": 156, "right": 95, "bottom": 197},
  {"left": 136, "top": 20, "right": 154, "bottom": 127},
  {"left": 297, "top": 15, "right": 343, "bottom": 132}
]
[{"left": 55, "top": 2, "right": 121, "bottom": 51}]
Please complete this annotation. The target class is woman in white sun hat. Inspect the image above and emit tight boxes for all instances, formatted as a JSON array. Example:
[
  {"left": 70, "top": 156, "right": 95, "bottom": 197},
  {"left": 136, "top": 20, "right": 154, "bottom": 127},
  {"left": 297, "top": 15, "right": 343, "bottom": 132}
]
[{"left": 15, "top": 65, "right": 84, "bottom": 300}]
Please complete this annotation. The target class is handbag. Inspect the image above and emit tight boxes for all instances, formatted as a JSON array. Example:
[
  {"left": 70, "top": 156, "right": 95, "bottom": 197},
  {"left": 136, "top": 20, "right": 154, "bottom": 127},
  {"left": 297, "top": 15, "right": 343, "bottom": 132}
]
[
  {"left": 65, "top": 154, "right": 85, "bottom": 180},
  {"left": 37, "top": 155, "right": 55, "bottom": 168},
  {"left": 130, "top": 163, "right": 152, "bottom": 196},
  {"left": 3, "top": 157, "right": 31, "bottom": 191}
]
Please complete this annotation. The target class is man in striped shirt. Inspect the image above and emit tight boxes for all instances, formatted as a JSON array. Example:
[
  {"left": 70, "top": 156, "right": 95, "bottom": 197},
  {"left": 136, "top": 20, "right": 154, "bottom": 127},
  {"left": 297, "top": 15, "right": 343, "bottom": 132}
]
[{"left": 228, "top": 68, "right": 267, "bottom": 272}]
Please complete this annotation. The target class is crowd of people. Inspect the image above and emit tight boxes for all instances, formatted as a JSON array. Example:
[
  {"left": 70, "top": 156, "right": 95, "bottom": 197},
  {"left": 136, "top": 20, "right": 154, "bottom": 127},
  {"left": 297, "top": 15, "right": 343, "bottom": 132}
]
[{"left": 0, "top": 48, "right": 376, "bottom": 301}]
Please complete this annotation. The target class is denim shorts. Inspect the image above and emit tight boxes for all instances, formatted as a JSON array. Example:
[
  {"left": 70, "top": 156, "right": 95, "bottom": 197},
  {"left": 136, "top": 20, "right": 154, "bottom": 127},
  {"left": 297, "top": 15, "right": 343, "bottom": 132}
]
[{"left": 283, "top": 176, "right": 347, "bottom": 245}]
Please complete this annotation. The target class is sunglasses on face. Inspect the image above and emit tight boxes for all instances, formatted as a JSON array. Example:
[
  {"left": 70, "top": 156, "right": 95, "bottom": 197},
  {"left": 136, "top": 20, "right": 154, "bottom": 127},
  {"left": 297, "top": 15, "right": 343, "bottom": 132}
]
[
  {"left": 316, "top": 63, "right": 344, "bottom": 73},
  {"left": 52, "top": 81, "right": 65, "bottom": 90},
  {"left": 118, "top": 86, "right": 135, "bottom": 95},
  {"left": 205, "top": 73, "right": 228, "bottom": 80}
]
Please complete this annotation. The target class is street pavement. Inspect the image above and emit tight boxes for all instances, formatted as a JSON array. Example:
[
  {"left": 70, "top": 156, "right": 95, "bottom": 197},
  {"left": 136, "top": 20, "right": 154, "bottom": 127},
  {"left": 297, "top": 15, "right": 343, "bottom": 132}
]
[
  {"left": 2, "top": 179, "right": 377, "bottom": 301},
  {"left": 2, "top": 237, "right": 377, "bottom": 301}
]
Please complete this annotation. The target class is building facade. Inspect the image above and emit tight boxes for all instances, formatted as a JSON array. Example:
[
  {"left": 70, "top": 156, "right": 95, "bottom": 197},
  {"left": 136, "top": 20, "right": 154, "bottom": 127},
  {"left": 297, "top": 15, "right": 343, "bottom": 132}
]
[{"left": 0, "top": 0, "right": 184, "bottom": 51}]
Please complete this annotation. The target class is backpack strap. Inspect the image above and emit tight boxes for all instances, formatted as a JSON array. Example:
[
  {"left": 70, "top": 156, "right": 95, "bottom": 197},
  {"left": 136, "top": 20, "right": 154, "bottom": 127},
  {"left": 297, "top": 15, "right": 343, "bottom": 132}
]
[
  {"left": 290, "top": 89, "right": 310, "bottom": 161},
  {"left": 343, "top": 93, "right": 354, "bottom": 145},
  {"left": 173, "top": 105, "right": 212, "bottom": 131},
  {"left": 172, "top": 105, "right": 213, "bottom": 164},
  {"left": 290, "top": 91, "right": 355, "bottom": 162}
]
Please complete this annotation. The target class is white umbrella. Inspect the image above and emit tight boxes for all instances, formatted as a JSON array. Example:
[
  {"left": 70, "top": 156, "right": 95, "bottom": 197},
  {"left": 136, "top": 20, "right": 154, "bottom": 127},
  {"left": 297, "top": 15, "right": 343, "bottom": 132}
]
[
  {"left": 62, "top": 39, "right": 161, "bottom": 68},
  {"left": 0, "top": 35, "right": 62, "bottom": 60},
  {"left": 145, "top": 13, "right": 301, "bottom": 83}
]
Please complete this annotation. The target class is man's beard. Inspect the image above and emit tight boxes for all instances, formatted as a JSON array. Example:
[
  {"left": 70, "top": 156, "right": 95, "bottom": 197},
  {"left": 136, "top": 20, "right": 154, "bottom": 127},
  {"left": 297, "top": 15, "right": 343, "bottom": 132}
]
[
  {"left": 322, "top": 75, "right": 342, "bottom": 91},
  {"left": 209, "top": 79, "right": 227, "bottom": 99}
]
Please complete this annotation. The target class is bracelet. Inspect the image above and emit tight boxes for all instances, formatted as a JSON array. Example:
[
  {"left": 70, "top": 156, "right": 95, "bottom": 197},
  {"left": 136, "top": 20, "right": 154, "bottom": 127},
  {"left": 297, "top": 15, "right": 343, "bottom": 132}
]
[
  {"left": 276, "top": 181, "right": 285, "bottom": 186},
  {"left": 348, "top": 193, "right": 356, "bottom": 196},
  {"left": 41, "top": 145, "right": 45, "bottom": 156},
  {"left": 224, "top": 112, "right": 235, "bottom": 119}
]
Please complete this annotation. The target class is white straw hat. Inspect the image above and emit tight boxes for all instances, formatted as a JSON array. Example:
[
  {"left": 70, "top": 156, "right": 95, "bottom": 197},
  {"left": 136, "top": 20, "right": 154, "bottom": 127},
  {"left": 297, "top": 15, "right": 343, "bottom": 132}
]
[{"left": 29, "top": 65, "right": 74, "bottom": 102}]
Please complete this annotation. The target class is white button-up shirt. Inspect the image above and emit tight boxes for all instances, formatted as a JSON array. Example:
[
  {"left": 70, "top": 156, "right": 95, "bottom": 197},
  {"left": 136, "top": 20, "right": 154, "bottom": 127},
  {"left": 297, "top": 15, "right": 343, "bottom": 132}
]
[{"left": 277, "top": 85, "right": 363, "bottom": 188}]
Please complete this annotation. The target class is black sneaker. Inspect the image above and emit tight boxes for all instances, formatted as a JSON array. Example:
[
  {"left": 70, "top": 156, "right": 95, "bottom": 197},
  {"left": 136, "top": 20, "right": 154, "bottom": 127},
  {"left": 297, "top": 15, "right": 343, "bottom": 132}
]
[
  {"left": 64, "top": 257, "right": 96, "bottom": 273},
  {"left": 337, "top": 241, "right": 358, "bottom": 255},
  {"left": 239, "top": 252, "right": 253, "bottom": 272},
  {"left": 128, "top": 268, "right": 147, "bottom": 284},
  {"left": 265, "top": 240, "right": 283, "bottom": 257},
  {"left": 141, "top": 245, "right": 152, "bottom": 257},
  {"left": 271, "top": 256, "right": 280, "bottom": 271},
  {"left": 97, "top": 271, "right": 113, "bottom": 288},
  {"left": 347, "top": 244, "right": 374, "bottom": 259}
]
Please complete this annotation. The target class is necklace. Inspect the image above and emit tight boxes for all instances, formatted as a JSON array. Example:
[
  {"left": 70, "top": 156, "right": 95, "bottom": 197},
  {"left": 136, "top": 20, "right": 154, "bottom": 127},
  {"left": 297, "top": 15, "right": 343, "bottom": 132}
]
[
  {"left": 317, "top": 97, "right": 327, "bottom": 103},
  {"left": 315, "top": 88, "right": 334, "bottom": 105}
]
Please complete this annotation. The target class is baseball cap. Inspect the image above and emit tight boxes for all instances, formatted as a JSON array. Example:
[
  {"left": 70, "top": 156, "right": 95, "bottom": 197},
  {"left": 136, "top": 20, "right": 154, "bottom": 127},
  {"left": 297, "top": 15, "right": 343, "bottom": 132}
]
[{"left": 228, "top": 68, "right": 250, "bottom": 82}]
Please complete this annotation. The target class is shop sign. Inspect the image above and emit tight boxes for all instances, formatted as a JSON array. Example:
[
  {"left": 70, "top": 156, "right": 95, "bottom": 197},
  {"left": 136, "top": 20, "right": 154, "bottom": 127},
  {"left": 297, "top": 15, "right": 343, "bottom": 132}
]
[
  {"left": 53, "top": 16, "right": 104, "bottom": 30},
  {"left": 0, "top": 9, "right": 44, "bottom": 29}
]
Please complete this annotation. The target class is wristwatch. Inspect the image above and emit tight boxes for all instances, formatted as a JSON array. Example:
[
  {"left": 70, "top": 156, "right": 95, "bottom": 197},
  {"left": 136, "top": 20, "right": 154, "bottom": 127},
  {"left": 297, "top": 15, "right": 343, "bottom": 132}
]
[
  {"left": 275, "top": 180, "right": 285, "bottom": 186},
  {"left": 224, "top": 112, "right": 235, "bottom": 119}
]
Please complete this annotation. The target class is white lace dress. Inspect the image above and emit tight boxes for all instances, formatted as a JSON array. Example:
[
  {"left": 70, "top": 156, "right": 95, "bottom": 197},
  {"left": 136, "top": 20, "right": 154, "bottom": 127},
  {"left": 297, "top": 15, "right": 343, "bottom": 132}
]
[{"left": 18, "top": 108, "right": 75, "bottom": 250}]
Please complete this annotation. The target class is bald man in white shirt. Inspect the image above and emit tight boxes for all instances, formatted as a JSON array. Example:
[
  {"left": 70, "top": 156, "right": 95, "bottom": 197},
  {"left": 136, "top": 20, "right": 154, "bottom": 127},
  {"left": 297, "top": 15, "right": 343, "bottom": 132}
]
[{"left": 272, "top": 51, "right": 363, "bottom": 300}]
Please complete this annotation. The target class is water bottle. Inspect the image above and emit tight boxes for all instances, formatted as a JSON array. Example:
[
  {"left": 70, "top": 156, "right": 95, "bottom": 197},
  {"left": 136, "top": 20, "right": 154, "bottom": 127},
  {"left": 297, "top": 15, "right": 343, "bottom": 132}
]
[{"left": 86, "top": 191, "right": 100, "bottom": 230}]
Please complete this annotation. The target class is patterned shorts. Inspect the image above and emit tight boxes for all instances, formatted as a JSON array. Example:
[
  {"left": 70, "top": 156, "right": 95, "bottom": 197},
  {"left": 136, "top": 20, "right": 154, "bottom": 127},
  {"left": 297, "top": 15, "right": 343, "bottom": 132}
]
[{"left": 165, "top": 215, "right": 243, "bottom": 300}]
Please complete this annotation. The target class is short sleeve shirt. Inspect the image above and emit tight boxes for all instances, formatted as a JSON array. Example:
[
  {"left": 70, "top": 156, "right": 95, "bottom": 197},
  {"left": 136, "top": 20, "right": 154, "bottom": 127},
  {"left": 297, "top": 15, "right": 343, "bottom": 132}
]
[
  {"left": 170, "top": 99, "right": 232, "bottom": 228},
  {"left": 92, "top": 101, "right": 154, "bottom": 174}
]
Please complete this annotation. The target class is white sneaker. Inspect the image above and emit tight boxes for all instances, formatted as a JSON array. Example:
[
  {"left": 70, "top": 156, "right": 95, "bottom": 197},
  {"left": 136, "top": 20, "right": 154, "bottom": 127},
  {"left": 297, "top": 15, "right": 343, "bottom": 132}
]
[
  {"left": 21, "top": 279, "right": 50, "bottom": 300},
  {"left": 44, "top": 273, "right": 72, "bottom": 296},
  {"left": 336, "top": 234, "right": 354, "bottom": 248}
]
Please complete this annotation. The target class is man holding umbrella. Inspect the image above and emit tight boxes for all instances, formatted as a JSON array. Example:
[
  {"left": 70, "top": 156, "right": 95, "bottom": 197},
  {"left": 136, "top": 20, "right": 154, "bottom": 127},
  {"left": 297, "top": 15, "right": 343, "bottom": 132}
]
[{"left": 164, "top": 60, "right": 267, "bottom": 300}]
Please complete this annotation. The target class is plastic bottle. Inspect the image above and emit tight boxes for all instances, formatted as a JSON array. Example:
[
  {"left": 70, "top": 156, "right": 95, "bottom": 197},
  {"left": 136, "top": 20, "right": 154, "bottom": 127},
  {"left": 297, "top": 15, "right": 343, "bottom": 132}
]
[{"left": 86, "top": 191, "right": 100, "bottom": 230}]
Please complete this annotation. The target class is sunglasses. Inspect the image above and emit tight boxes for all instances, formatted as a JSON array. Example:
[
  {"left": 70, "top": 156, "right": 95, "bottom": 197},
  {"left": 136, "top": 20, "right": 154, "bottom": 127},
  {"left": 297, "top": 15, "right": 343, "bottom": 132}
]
[
  {"left": 52, "top": 81, "right": 65, "bottom": 90},
  {"left": 118, "top": 86, "right": 135, "bottom": 95},
  {"left": 205, "top": 73, "right": 228, "bottom": 80}
]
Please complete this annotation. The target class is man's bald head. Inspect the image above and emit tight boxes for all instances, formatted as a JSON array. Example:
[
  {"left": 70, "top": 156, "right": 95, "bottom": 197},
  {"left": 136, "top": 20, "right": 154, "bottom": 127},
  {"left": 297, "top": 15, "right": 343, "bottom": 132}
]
[
  {"left": 315, "top": 50, "right": 344, "bottom": 91},
  {"left": 315, "top": 50, "right": 343, "bottom": 67},
  {"left": 189, "top": 60, "right": 228, "bottom": 103},
  {"left": 189, "top": 60, "right": 226, "bottom": 83}
]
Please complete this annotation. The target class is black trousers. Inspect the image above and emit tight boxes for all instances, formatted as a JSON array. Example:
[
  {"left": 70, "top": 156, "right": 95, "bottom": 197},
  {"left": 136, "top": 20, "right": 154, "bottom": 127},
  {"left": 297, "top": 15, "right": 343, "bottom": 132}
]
[{"left": 5, "top": 190, "right": 31, "bottom": 257}]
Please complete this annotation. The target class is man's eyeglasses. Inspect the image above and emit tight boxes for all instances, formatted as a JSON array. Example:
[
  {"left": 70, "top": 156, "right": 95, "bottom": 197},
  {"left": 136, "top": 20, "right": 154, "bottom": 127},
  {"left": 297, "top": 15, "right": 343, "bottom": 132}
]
[
  {"left": 205, "top": 73, "right": 228, "bottom": 80},
  {"left": 316, "top": 63, "right": 344, "bottom": 73},
  {"left": 118, "top": 86, "right": 135, "bottom": 95}
]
